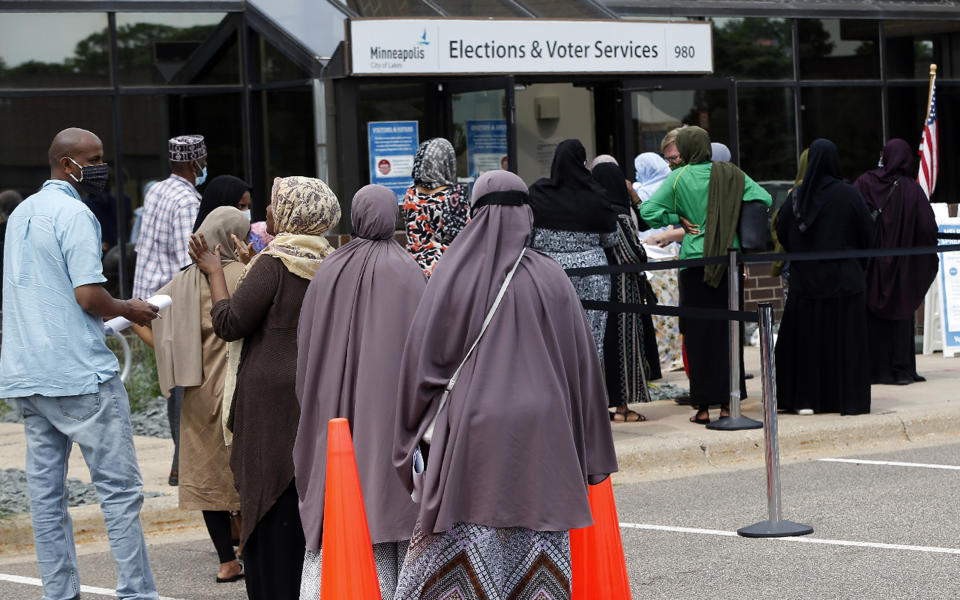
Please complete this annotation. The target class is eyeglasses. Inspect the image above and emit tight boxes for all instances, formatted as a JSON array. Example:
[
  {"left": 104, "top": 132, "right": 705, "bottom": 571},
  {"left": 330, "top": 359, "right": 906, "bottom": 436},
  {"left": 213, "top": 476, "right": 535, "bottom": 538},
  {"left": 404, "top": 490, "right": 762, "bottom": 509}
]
[{"left": 664, "top": 153, "right": 682, "bottom": 164}]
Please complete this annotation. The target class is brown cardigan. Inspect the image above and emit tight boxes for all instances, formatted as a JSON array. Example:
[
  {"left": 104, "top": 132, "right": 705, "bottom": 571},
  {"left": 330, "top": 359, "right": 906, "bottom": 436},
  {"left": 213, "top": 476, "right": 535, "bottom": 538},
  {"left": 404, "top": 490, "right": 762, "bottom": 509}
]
[{"left": 212, "top": 254, "right": 310, "bottom": 546}]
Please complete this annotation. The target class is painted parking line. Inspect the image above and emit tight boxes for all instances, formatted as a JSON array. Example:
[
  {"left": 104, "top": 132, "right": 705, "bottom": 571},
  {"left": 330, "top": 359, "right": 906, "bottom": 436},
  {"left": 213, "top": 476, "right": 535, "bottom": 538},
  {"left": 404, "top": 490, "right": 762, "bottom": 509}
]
[
  {"left": 818, "top": 458, "right": 960, "bottom": 471},
  {"left": 0, "top": 573, "right": 185, "bottom": 600},
  {"left": 619, "top": 523, "right": 960, "bottom": 555}
]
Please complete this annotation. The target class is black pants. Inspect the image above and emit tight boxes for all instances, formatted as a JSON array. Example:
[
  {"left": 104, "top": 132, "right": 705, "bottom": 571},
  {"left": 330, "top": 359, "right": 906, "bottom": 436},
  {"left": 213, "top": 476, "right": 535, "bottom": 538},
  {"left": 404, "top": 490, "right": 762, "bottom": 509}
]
[
  {"left": 867, "top": 312, "right": 921, "bottom": 384},
  {"left": 202, "top": 510, "right": 237, "bottom": 564},
  {"left": 678, "top": 266, "right": 746, "bottom": 410},
  {"left": 242, "top": 482, "right": 305, "bottom": 600},
  {"left": 166, "top": 386, "right": 183, "bottom": 472}
]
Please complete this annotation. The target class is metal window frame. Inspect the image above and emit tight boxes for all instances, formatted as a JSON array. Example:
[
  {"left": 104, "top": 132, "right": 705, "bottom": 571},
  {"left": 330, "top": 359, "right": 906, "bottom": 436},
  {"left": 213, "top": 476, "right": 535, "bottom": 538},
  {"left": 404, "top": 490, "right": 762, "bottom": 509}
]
[{"left": 0, "top": 3, "right": 321, "bottom": 296}]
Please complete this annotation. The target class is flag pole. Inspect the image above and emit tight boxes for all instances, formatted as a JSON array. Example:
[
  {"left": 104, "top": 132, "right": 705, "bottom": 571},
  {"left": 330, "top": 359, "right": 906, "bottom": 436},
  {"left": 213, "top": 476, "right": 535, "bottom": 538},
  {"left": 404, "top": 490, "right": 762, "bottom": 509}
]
[{"left": 925, "top": 64, "right": 938, "bottom": 123}]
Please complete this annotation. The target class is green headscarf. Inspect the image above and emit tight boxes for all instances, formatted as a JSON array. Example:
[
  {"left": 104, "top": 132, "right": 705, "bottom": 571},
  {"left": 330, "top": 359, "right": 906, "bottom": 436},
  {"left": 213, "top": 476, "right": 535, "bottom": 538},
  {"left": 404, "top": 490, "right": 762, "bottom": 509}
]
[
  {"left": 675, "top": 126, "right": 745, "bottom": 287},
  {"left": 676, "top": 126, "right": 712, "bottom": 165}
]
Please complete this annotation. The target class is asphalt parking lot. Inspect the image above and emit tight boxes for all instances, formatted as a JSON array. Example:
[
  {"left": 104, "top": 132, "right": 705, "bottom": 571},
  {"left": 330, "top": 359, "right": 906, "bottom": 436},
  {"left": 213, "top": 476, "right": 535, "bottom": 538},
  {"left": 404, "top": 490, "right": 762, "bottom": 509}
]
[{"left": 0, "top": 440, "right": 957, "bottom": 599}]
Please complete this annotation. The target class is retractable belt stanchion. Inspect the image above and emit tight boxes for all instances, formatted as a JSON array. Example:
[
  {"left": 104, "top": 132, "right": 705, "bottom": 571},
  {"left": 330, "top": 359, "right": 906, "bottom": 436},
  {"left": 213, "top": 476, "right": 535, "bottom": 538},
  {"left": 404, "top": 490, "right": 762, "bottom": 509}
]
[
  {"left": 707, "top": 249, "right": 762, "bottom": 430},
  {"left": 738, "top": 302, "right": 813, "bottom": 538}
]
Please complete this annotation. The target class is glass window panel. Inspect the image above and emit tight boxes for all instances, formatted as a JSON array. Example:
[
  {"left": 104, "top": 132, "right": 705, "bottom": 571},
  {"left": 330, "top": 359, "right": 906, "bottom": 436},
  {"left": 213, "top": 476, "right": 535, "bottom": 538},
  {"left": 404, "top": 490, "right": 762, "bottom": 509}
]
[
  {"left": 798, "top": 19, "right": 879, "bottom": 80},
  {"left": 432, "top": 0, "right": 527, "bottom": 17},
  {"left": 629, "top": 88, "right": 731, "bottom": 156},
  {"left": 886, "top": 86, "right": 927, "bottom": 147},
  {"left": 115, "top": 13, "right": 239, "bottom": 86},
  {"left": 118, "top": 95, "right": 170, "bottom": 208},
  {"left": 451, "top": 88, "right": 507, "bottom": 179},
  {"left": 118, "top": 92, "right": 243, "bottom": 204},
  {"left": 800, "top": 87, "right": 883, "bottom": 178},
  {"left": 712, "top": 18, "right": 792, "bottom": 80},
  {"left": 346, "top": 0, "right": 439, "bottom": 17},
  {"left": 521, "top": 0, "right": 607, "bottom": 18},
  {"left": 0, "top": 13, "right": 110, "bottom": 88},
  {"left": 888, "top": 85, "right": 958, "bottom": 203},
  {"left": 737, "top": 88, "right": 796, "bottom": 182},
  {"left": 262, "top": 39, "right": 309, "bottom": 83},
  {"left": 356, "top": 82, "right": 429, "bottom": 189},
  {"left": 930, "top": 87, "right": 959, "bottom": 203},
  {"left": 0, "top": 96, "right": 115, "bottom": 195},
  {"left": 175, "top": 93, "right": 245, "bottom": 193},
  {"left": 265, "top": 88, "right": 316, "bottom": 197},
  {"left": 884, "top": 21, "right": 960, "bottom": 79}
]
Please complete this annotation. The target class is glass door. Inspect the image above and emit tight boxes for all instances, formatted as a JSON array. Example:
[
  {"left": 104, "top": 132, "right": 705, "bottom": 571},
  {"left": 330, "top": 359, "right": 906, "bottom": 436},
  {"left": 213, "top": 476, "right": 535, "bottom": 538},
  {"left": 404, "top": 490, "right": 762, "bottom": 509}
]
[
  {"left": 444, "top": 77, "right": 516, "bottom": 188},
  {"left": 619, "top": 77, "right": 739, "bottom": 180}
]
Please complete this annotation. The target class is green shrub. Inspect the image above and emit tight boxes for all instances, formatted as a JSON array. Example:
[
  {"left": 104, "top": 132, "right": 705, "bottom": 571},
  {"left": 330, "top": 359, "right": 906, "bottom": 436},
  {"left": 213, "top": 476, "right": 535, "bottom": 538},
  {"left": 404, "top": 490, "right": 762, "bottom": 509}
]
[{"left": 106, "top": 333, "right": 160, "bottom": 413}]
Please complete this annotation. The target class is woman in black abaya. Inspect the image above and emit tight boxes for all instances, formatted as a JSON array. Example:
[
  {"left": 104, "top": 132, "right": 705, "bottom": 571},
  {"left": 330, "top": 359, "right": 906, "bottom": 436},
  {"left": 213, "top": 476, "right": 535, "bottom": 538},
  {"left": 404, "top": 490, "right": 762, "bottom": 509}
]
[
  {"left": 774, "top": 138, "right": 874, "bottom": 415},
  {"left": 853, "top": 139, "right": 938, "bottom": 385}
]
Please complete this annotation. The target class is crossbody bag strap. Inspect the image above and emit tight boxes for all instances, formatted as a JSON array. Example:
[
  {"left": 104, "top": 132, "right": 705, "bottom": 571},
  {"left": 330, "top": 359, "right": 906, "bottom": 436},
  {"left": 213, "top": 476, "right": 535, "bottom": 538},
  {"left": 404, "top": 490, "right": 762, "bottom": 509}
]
[{"left": 422, "top": 248, "right": 526, "bottom": 442}]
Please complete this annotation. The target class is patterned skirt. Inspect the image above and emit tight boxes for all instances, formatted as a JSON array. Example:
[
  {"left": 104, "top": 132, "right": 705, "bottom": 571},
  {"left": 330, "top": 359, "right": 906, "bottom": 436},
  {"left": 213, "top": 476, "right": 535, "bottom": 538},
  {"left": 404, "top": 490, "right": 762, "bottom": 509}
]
[
  {"left": 531, "top": 228, "right": 612, "bottom": 360},
  {"left": 395, "top": 522, "right": 571, "bottom": 600},
  {"left": 646, "top": 259, "right": 683, "bottom": 372},
  {"left": 299, "top": 540, "right": 408, "bottom": 600}
]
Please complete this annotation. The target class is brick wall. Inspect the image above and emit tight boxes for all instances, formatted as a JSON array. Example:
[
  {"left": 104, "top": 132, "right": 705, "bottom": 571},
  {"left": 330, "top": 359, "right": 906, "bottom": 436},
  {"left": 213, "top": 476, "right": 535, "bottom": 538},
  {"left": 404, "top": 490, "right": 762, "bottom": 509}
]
[{"left": 743, "top": 264, "right": 785, "bottom": 321}]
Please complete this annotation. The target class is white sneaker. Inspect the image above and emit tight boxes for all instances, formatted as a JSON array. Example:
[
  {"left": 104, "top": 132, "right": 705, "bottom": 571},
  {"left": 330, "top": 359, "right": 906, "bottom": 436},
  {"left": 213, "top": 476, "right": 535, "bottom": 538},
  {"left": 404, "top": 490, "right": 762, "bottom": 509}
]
[{"left": 797, "top": 409, "right": 814, "bottom": 415}]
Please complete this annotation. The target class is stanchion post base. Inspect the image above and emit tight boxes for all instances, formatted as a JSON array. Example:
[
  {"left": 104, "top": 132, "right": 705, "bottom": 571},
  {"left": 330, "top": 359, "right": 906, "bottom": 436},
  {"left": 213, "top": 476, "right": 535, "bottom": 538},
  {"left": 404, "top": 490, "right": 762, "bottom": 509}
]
[
  {"left": 738, "top": 520, "right": 814, "bottom": 538},
  {"left": 705, "top": 415, "right": 763, "bottom": 430}
]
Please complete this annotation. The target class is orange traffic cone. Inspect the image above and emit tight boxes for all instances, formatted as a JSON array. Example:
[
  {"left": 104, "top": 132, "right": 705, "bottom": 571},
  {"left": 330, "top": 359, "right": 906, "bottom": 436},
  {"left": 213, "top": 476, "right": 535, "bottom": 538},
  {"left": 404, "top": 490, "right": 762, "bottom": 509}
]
[
  {"left": 320, "top": 418, "right": 382, "bottom": 600},
  {"left": 570, "top": 477, "right": 631, "bottom": 599}
]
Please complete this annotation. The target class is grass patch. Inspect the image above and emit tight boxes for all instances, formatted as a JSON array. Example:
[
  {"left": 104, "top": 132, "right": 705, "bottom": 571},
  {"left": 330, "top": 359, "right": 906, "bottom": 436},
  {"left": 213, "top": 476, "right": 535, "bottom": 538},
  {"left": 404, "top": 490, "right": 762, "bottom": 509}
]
[{"left": 106, "top": 333, "right": 160, "bottom": 413}]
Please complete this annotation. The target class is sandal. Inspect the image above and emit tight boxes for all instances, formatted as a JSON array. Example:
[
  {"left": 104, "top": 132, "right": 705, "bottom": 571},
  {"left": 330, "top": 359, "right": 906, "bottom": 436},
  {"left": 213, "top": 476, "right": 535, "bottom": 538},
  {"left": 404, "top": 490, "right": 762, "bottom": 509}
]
[
  {"left": 690, "top": 411, "right": 710, "bottom": 425},
  {"left": 216, "top": 565, "right": 244, "bottom": 584},
  {"left": 610, "top": 409, "right": 647, "bottom": 422}
]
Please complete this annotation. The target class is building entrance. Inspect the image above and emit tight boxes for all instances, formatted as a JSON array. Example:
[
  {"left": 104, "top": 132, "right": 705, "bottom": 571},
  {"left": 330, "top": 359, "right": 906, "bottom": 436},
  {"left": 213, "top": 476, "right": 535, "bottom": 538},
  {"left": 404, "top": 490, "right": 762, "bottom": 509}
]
[{"left": 338, "top": 74, "right": 739, "bottom": 221}]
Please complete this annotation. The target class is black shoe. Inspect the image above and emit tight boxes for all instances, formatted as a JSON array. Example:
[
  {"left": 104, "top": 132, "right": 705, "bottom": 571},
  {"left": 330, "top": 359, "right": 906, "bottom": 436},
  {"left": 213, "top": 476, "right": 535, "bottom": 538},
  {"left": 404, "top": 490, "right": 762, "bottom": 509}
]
[{"left": 168, "top": 470, "right": 179, "bottom": 486}]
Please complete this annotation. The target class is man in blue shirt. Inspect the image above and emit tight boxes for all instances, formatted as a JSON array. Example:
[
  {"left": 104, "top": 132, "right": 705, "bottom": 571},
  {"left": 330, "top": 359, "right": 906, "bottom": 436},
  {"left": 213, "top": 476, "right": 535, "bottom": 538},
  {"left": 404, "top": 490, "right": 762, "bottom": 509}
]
[{"left": 0, "top": 127, "right": 161, "bottom": 600}]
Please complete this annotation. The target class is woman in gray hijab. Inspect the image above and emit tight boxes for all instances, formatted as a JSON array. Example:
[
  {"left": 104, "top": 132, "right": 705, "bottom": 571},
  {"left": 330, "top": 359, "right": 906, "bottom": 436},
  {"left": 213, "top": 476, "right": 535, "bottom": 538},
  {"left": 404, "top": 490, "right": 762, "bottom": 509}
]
[
  {"left": 295, "top": 185, "right": 424, "bottom": 600},
  {"left": 402, "top": 138, "right": 470, "bottom": 277},
  {"left": 393, "top": 170, "right": 618, "bottom": 600}
]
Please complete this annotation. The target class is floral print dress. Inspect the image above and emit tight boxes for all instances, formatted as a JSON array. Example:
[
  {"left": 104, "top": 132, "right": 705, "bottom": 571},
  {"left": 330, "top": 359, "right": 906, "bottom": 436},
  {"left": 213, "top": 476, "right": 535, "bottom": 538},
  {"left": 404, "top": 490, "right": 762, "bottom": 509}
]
[{"left": 402, "top": 184, "right": 469, "bottom": 277}]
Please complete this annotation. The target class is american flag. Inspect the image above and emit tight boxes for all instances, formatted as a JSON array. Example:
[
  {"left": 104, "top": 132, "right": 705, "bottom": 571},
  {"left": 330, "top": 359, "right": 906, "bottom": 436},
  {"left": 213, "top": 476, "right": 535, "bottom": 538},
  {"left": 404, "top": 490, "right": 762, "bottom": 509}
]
[{"left": 918, "top": 77, "right": 938, "bottom": 199}]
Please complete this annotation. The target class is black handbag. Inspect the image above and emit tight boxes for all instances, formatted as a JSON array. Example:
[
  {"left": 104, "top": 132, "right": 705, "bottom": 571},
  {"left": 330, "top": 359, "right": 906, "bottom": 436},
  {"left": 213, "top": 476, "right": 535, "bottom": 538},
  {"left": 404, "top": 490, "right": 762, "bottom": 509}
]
[{"left": 739, "top": 201, "right": 773, "bottom": 253}]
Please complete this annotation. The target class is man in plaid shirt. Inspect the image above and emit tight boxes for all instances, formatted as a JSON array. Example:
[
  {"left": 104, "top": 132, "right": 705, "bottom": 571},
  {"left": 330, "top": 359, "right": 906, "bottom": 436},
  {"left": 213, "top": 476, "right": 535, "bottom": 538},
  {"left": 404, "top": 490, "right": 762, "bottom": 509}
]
[{"left": 133, "top": 134, "right": 209, "bottom": 486}]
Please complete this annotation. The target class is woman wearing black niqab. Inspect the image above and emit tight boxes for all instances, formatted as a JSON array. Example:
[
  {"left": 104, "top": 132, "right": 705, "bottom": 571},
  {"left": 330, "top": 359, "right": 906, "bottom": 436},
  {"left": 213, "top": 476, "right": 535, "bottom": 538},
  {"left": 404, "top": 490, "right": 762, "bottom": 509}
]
[
  {"left": 853, "top": 139, "right": 938, "bottom": 385},
  {"left": 775, "top": 138, "right": 874, "bottom": 415},
  {"left": 528, "top": 139, "right": 618, "bottom": 358}
]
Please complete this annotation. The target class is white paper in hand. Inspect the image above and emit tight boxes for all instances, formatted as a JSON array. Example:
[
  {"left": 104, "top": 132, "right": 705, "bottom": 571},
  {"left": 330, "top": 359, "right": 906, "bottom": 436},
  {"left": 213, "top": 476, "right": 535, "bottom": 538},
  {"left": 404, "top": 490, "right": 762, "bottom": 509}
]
[{"left": 104, "top": 294, "right": 172, "bottom": 336}]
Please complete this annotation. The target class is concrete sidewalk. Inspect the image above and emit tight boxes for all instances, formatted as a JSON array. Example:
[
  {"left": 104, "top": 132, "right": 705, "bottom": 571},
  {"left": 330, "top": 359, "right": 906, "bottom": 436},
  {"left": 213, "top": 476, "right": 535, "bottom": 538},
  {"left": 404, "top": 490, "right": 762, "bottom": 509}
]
[{"left": 1, "top": 346, "right": 958, "bottom": 555}]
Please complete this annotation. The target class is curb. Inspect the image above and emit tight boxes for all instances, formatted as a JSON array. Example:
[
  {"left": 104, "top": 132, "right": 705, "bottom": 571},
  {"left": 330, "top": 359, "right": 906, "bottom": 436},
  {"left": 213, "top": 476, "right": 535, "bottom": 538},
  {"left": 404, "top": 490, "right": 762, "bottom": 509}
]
[
  {"left": 612, "top": 402, "right": 960, "bottom": 482},
  {"left": 0, "top": 494, "right": 204, "bottom": 556}
]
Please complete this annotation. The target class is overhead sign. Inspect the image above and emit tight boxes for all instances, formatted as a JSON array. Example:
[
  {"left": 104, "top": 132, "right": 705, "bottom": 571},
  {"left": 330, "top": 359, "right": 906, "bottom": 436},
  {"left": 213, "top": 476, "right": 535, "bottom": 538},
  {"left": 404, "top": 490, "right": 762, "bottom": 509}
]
[
  {"left": 367, "top": 120, "right": 419, "bottom": 201},
  {"left": 348, "top": 19, "right": 713, "bottom": 75}
]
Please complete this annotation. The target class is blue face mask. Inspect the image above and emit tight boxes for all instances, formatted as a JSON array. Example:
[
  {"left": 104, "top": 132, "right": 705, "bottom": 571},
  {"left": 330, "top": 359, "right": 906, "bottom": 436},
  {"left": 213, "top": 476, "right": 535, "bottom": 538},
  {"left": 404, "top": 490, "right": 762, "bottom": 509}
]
[
  {"left": 242, "top": 209, "right": 251, "bottom": 220},
  {"left": 195, "top": 162, "right": 208, "bottom": 186}
]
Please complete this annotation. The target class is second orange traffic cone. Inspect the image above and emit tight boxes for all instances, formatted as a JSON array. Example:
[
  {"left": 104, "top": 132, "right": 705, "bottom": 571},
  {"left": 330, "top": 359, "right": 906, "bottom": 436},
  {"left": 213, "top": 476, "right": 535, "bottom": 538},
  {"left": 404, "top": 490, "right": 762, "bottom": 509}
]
[
  {"left": 320, "top": 418, "right": 382, "bottom": 600},
  {"left": 570, "top": 477, "right": 632, "bottom": 599}
]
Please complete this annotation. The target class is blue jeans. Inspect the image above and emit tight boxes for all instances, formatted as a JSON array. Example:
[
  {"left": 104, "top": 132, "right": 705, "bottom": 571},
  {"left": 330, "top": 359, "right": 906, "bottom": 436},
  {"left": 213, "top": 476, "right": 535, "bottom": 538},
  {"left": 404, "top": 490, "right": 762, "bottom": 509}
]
[{"left": 18, "top": 374, "right": 159, "bottom": 600}]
